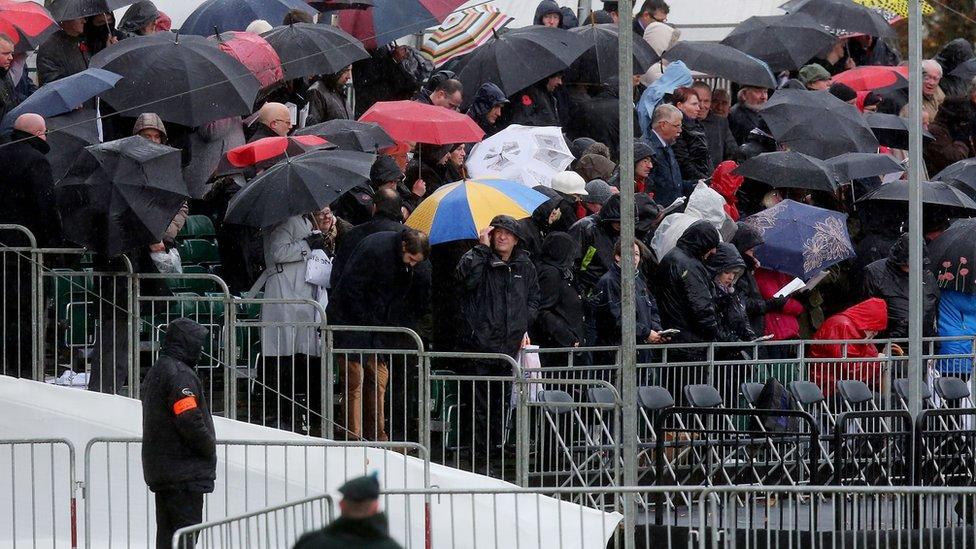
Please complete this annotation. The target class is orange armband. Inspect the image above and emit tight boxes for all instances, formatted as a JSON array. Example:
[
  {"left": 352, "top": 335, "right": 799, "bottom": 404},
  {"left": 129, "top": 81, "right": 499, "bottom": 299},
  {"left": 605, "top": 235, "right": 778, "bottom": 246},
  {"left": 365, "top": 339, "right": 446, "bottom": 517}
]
[{"left": 173, "top": 396, "right": 198, "bottom": 415}]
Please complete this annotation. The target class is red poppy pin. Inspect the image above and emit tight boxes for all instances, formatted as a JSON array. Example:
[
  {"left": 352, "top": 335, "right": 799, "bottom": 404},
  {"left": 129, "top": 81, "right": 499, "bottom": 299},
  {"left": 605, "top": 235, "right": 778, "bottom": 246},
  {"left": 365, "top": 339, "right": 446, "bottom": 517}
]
[{"left": 521, "top": 95, "right": 533, "bottom": 106}]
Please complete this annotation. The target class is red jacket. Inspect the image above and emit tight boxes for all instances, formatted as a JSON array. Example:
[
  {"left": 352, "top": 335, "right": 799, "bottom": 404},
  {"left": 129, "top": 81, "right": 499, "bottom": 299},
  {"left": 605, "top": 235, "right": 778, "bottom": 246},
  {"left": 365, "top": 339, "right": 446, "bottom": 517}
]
[
  {"left": 709, "top": 160, "right": 743, "bottom": 221},
  {"left": 755, "top": 268, "right": 804, "bottom": 340},
  {"left": 809, "top": 298, "right": 888, "bottom": 396}
]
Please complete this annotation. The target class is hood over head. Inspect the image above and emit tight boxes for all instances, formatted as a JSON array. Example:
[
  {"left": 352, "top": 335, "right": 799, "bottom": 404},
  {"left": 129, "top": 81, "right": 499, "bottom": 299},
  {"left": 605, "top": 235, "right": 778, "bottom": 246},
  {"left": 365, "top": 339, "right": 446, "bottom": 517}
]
[
  {"left": 490, "top": 214, "right": 527, "bottom": 242},
  {"left": 119, "top": 1, "right": 159, "bottom": 34},
  {"left": 598, "top": 193, "right": 623, "bottom": 224},
  {"left": 677, "top": 219, "right": 721, "bottom": 258},
  {"left": 531, "top": 191, "right": 563, "bottom": 228},
  {"left": 533, "top": 1, "right": 563, "bottom": 25},
  {"left": 160, "top": 318, "right": 209, "bottom": 366},
  {"left": 370, "top": 154, "right": 404, "bottom": 187},
  {"left": 540, "top": 231, "right": 578, "bottom": 270},
  {"left": 842, "top": 297, "right": 888, "bottom": 333},
  {"left": 467, "top": 82, "right": 509, "bottom": 121},
  {"left": 570, "top": 137, "right": 597, "bottom": 159},
  {"left": 935, "top": 38, "right": 974, "bottom": 73},
  {"left": 576, "top": 153, "right": 616, "bottom": 183},
  {"left": 710, "top": 160, "right": 743, "bottom": 199},
  {"left": 706, "top": 242, "right": 746, "bottom": 280},
  {"left": 730, "top": 221, "right": 764, "bottom": 255}
]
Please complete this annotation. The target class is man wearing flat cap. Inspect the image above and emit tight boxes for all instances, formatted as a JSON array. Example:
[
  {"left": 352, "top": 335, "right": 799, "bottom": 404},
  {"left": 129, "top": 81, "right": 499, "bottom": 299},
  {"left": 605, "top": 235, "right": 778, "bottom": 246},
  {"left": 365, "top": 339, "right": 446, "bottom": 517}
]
[{"left": 293, "top": 474, "right": 403, "bottom": 548}]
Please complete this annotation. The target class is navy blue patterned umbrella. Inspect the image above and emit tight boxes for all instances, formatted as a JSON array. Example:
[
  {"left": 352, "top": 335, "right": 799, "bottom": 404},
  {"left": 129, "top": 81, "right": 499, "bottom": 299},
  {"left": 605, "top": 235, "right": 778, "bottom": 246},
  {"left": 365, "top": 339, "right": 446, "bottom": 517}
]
[
  {"left": 181, "top": 0, "right": 317, "bottom": 36},
  {"left": 743, "top": 199, "right": 855, "bottom": 279}
]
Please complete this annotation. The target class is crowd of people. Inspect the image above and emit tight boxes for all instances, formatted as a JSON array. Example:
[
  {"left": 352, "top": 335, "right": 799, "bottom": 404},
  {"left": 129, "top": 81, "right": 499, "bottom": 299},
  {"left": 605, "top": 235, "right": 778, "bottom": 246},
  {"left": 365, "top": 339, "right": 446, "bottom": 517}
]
[{"left": 0, "top": 0, "right": 972, "bottom": 445}]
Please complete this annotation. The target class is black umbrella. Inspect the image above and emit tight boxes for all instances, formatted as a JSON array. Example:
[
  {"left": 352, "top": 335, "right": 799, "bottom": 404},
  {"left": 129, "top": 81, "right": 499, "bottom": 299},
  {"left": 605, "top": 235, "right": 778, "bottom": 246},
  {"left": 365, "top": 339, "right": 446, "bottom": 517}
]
[
  {"left": 453, "top": 26, "right": 590, "bottom": 103},
  {"left": 865, "top": 112, "right": 935, "bottom": 149},
  {"left": 826, "top": 152, "right": 905, "bottom": 181},
  {"left": 929, "top": 219, "right": 976, "bottom": 293},
  {"left": 565, "top": 23, "right": 660, "bottom": 86},
  {"left": 950, "top": 59, "right": 976, "bottom": 82},
  {"left": 720, "top": 13, "right": 836, "bottom": 72},
  {"left": 45, "top": 109, "right": 101, "bottom": 182},
  {"left": 90, "top": 33, "right": 260, "bottom": 127},
  {"left": 294, "top": 119, "right": 395, "bottom": 152},
  {"left": 857, "top": 180, "right": 976, "bottom": 210},
  {"left": 662, "top": 41, "right": 776, "bottom": 89},
  {"left": 55, "top": 136, "right": 189, "bottom": 257},
  {"left": 759, "top": 88, "right": 879, "bottom": 159},
  {"left": 732, "top": 151, "right": 842, "bottom": 192},
  {"left": 307, "top": 0, "right": 373, "bottom": 10},
  {"left": 225, "top": 149, "right": 375, "bottom": 228},
  {"left": 261, "top": 22, "right": 369, "bottom": 80},
  {"left": 782, "top": 0, "right": 894, "bottom": 37},
  {"left": 44, "top": 0, "right": 132, "bottom": 21},
  {"left": 933, "top": 158, "right": 976, "bottom": 201}
]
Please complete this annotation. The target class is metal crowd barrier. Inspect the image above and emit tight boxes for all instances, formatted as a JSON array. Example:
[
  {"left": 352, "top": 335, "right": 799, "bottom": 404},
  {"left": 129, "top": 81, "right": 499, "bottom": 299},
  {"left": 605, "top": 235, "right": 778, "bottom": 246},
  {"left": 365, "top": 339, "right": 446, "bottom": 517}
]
[
  {"left": 0, "top": 438, "right": 77, "bottom": 549},
  {"left": 83, "top": 437, "right": 429, "bottom": 548},
  {"left": 171, "top": 493, "right": 335, "bottom": 549}
]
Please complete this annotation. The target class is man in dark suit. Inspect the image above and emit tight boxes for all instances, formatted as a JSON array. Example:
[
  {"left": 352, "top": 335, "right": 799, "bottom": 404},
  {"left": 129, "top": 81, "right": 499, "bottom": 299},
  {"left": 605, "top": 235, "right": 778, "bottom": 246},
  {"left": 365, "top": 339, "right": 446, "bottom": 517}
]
[
  {"left": 633, "top": 0, "right": 670, "bottom": 34},
  {"left": 644, "top": 104, "right": 698, "bottom": 208}
]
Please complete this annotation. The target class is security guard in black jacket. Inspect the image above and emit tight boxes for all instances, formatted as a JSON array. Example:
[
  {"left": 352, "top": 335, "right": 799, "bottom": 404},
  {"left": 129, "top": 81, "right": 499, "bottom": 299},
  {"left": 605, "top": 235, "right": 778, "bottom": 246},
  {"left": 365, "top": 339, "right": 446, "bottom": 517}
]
[
  {"left": 293, "top": 474, "right": 403, "bottom": 549},
  {"left": 141, "top": 318, "right": 216, "bottom": 549}
]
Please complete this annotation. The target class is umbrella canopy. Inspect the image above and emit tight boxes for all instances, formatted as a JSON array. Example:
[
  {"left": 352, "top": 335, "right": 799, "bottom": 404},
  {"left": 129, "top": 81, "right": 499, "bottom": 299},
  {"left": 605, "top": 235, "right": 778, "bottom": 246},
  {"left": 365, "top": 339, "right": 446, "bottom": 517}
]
[
  {"left": 932, "top": 158, "right": 976, "bottom": 201},
  {"left": 309, "top": 0, "right": 373, "bottom": 11},
  {"left": 565, "top": 23, "right": 660, "bottom": 85},
  {"left": 261, "top": 22, "right": 369, "bottom": 80},
  {"left": 224, "top": 149, "right": 375, "bottom": 228},
  {"left": 826, "top": 152, "right": 905, "bottom": 181},
  {"left": 46, "top": 108, "right": 101, "bottom": 182},
  {"left": 453, "top": 25, "right": 590, "bottom": 103},
  {"left": 857, "top": 180, "right": 976, "bottom": 209},
  {"left": 359, "top": 100, "right": 484, "bottom": 144},
  {"left": 853, "top": 0, "right": 934, "bottom": 19},
  {"left": 949, "top": 59, "right": 976, "bottom": 82},
  {"left": 210, "top": 31, "right": 284, "bottom": 90},
  {"left": 338, "top": 0, "right": 465, "bottom": 50},
  {"left": 89, "top": 33, "right": 260, "bottom": 127},
  {"left": 295, "top": 119, "right": 395, "bottom": 152},
  {"left": 832, "top": 65, "right": 908, "bottom": 91},
  {"left": 406, "top": 179, "right": 549, "bottom": 245},
  {"left": 742, "top": 199, "right": 855, "bottom": 279},
  {"left": 44, "top": 0, "right": 130, "bottom": 21},
  {"left": 466, "top": 125, "right": 575, "bottom": 188},
  {"left": 0, "top": 0, "right": 56, "bottom": 53},
  {"left": 55, "top": 136, "right": 189, "bottom": 257},
  {"left": 732, "top": 151, "right": 842, "bottom": 193},
  {"left": 2, "top": 68, "right": 121, "bottom": 131},
  {"left": 929, "top": 219, "right": 976, "bottom": 294},
  {"left": 759, "top": 88, "right": 880, "bottom": 159},
  {"left": 662, "top": 41, "right": 776, "bottom": 89},
  {"left": 782, "top": 0, "right": 894, "bottom": 37},
  {"left": 865, "top": 112, "right": 934, "bottom": 149},
  {"left": 181, "top": 0, "right": 317, "bottom": 36},
  {"left": 216, "top": 135, "right": 331, "bottom": 176},
  {"left": 720, "top": 12, "right": 835, "bottom": 72},
  {"left": 420, "top": 4, "right": 514, "bottom": 68}
]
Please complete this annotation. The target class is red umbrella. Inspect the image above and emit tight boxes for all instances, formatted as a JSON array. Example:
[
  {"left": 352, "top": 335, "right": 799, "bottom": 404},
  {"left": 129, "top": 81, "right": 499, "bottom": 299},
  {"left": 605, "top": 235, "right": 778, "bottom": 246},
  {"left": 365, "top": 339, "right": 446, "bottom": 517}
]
[
  {"left": 210, "top": 30, "right": 284, "bottom": 90},
  {"left": 0, "top": 0, "right": 57, "bottom": 53},
  {"left": 217, "top": 135, "right": 331, "bottom": 175},
  {"left": 359, "top": 100, "right": 484, "bottom": 145},
  {"left": 833, "top": 65, "right": 909, "bottom": 91}
]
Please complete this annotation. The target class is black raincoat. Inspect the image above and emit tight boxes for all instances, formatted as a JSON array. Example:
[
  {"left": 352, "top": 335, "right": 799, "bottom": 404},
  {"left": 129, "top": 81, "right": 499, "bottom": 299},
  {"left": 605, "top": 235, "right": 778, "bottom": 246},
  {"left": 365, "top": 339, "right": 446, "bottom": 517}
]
[
  {"left": 141, "top": 318, "right": 216, "bottom": 494},
  {"left": 706, "top": 243, "right": 756, "bottom": 342},
  {"left": 531, "top": 233, "right": 584, "bottom": 349},
  {"left": 655, "top": 220, "right": 725, "bottom": 345},
  {"left": 730, "top": 222, "right": 770, "bottom": 337},
  {"left": 569, "top": 194, "right": 623, "bottom": 294},
  {"left": 863, "top": 234, "right": 940, "bottom": 338},
  {"left": 293, "top": 513, "right": 403, "bottom": 549},
  {"left": 935, "top": 38, "right": 975, "bottom": 99},
  {"left": 466, "top": 82, "right": 508, "bottom": 136},
  {"left": 456, "top": 244, "right": 540, "bottom": 357}
]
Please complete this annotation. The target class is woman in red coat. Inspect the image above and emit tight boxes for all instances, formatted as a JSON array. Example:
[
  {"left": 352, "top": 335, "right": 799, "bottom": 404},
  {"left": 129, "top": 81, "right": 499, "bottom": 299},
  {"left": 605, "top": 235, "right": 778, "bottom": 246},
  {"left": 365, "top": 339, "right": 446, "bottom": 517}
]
[{"left": 809, "top": 297, "right": 888, "bottom": 397}]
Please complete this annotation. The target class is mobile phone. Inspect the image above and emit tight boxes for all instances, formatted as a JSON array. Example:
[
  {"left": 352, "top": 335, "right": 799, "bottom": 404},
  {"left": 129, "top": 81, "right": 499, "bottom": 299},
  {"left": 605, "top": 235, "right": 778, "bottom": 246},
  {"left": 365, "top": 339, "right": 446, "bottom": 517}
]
[{"left": 658, "top": 329, "right": 680, "bottom": 336}]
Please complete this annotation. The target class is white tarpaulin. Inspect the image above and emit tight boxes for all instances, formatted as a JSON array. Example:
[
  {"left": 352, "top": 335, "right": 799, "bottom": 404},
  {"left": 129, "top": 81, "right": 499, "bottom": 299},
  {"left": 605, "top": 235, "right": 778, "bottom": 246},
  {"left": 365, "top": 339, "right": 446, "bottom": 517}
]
[
  {"left": 650, "top": 182, "right": 736, "bottom": 261},
  {"left": 0, "top": 375, "right": 620, "bottom": 548}
]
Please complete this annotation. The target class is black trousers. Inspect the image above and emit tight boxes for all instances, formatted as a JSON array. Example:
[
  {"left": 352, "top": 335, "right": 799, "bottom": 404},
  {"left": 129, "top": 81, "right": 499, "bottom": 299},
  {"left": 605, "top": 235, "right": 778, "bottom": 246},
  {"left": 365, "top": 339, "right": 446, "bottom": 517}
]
[{"left": 155, "top": 489, "right": 204, "bottom": 549}]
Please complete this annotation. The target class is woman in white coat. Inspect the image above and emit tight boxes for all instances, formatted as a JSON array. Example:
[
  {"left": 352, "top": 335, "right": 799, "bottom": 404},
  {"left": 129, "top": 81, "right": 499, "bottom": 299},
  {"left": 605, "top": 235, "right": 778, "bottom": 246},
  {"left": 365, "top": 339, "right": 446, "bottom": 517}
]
[{"left": 259, "top": 213, "right": 325, "bottom": 431}]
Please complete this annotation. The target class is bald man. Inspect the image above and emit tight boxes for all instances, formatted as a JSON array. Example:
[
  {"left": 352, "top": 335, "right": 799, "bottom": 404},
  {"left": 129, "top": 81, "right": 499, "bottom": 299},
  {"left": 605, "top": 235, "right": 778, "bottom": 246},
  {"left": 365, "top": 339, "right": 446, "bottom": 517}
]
[
  {"left": 249, "top": 102, "right": 292, "bottom": 142},
  {"left": 0, "top": 113, "right": 62, "bottom": 377}
]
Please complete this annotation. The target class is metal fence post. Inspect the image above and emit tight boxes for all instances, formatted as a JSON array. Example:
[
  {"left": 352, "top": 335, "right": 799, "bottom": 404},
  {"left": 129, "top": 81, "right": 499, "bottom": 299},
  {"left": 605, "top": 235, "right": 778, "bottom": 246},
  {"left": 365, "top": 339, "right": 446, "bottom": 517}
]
[
  {"left": 126, "top": 261, "right": 138, "bottom": 399},
  {"left": 32, "top": 246, "right": 43, "bottom": 381},
  {"left": 324, "top": 328, "right": 336, "bottom": 440},
  {"left": 225, "top": 293, "right": 238, "bottom": 420}
]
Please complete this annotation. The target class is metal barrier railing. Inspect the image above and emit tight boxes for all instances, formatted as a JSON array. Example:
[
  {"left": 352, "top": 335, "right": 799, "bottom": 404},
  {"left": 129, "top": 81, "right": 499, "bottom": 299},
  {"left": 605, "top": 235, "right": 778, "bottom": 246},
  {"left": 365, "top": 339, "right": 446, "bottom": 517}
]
[
  {"left": 0, "top": 438, "right": 77, "bottom": 549},
  {"left": 83, "top": 437, "right": 429, "bottom": 549},
  {"left": 171, "top": 493, "right": 335, "bottom": 549}
]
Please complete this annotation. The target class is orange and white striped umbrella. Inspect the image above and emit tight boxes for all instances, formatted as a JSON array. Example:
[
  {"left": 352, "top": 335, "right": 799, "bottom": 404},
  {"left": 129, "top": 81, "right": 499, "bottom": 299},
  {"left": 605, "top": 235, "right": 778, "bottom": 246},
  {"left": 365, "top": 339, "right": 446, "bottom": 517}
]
[{"left": 421, "top": 4, "right": 513, "bottom": 67}]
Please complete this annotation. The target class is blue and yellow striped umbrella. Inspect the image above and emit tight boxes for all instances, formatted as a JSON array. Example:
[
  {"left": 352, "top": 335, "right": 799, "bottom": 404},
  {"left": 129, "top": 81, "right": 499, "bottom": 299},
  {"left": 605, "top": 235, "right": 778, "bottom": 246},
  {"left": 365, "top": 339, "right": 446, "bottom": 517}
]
[{"left": 406, "top": 179, "right": 548, "bottom": 245}]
